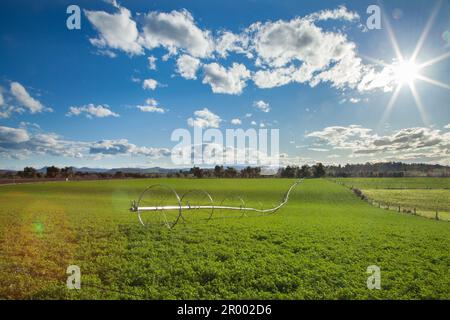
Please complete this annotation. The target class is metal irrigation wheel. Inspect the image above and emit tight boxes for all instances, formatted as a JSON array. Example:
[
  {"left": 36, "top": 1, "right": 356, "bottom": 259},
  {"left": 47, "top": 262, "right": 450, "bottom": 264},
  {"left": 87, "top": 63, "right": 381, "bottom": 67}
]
[
  {"left": 136, "top": 184, "right": 182, "bottom": 229},
  {"left": 214, "top": 195, "right": 246, "bottom": 220},
  {"left": 179, "top": 189, "right": 214, "bottom": 224}
]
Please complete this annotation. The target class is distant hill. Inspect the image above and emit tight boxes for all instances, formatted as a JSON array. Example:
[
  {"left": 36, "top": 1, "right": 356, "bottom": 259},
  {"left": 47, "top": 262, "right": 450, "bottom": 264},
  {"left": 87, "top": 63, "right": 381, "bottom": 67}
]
[
  {"left": 0, "top": 169, "right": 17, "bottom": 174},
  {"left": 74, "top": 167, "right": 110, "bottom": 173},
  {"left": 104, "top": 167, "right": 183, "bottom": 174},
  {"left": 71, "top": 167, "right": 185, "bottom": 174}
]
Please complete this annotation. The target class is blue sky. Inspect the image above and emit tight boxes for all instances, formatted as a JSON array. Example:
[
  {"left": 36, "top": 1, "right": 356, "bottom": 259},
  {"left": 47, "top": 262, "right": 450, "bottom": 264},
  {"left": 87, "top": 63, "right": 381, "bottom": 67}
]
[{"left": 0, "top": 0, "right": 449, "bottom": 170}]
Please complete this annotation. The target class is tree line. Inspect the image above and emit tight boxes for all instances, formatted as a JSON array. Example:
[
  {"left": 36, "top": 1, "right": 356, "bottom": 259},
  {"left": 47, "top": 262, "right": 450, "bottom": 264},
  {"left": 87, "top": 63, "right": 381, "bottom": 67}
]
[
  {"left": 188, "top": 164, "right": 326, "bottom": 179},
  {"left": 1, "top": 162, "right": 449, "bottom": 180},
  {"left": 1, "top": 166, "right": 166, "bottom": 180},
  {"left": 188, "top": 166, "right": 261, "bottom": 178}
]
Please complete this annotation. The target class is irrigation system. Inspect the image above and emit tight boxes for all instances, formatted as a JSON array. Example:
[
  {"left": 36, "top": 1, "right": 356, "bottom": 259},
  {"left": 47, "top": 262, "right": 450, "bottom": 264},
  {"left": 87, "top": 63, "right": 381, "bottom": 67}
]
[{"left": 130, "top": 179, "right": 302, "bottom": 228}]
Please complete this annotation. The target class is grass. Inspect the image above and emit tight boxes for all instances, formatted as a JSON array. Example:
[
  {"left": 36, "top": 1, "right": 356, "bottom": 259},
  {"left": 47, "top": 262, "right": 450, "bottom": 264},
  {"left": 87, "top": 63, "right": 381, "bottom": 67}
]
[
  {"left": 0, "top": 178, "right": 449, "bottom": 299},
  {"left": 363, "top": 189, "right": 450, "bottom": 220},
  {"left": 334, "top": 177, "right": 450, "bottom": 189}
]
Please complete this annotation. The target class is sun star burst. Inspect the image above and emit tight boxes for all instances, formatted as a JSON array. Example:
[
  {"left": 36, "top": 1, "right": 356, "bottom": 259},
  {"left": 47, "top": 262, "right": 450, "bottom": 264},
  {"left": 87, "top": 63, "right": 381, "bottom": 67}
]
[{"left": 367, "top": 1, "right": 450, "bottom": 126}]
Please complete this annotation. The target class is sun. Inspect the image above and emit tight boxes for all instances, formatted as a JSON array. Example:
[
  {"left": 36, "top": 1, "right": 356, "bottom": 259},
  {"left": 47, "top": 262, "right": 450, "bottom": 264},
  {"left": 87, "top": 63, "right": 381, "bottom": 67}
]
[{"left": 393, "top": 60, "right": 420, "bottom": 86}]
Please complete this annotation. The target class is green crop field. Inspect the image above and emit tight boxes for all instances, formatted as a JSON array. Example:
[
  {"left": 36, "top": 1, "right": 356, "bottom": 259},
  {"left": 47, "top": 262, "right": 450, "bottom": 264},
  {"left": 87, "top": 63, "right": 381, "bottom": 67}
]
[{"left": 0, "top": 178, "right": 449, "bottom": 300}]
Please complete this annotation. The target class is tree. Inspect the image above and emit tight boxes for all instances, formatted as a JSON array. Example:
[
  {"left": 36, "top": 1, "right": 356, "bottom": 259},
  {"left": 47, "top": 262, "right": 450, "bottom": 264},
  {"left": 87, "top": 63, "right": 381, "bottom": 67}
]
[
  {"left": 250, "top": 166, "right": 261, "bottom": 178},
  {"left": 114, "top": 171, "right": 124, "bottom": 178},
  {"left": 191, "top": 166, "right": 204, "bottom": 178},
  {"left": 61, "top": 166, "right": 74, "bottom": 178},
  {"left": 22, "top": 167, "right": 37, "bottom": 178},
  {"left": 46, "top": 166, "right": 60, "bottom": 178},
  {"left": 298, "top": 165, "right": 311, "bottom": 178},
  {"left": 240, "top": 166, "right": 261, "bottom": 178},
  {"left": 214, "top": 165, "right": 224, "bottom": 178},
  {"left": 281, "top": 165, "right": 297, "bottom": 178},
  {"left": 312, "top": 163, "right": 326, "bottom": 178},
  {"left": 224, "top": 166, "right": 237, "bottom": 178}
]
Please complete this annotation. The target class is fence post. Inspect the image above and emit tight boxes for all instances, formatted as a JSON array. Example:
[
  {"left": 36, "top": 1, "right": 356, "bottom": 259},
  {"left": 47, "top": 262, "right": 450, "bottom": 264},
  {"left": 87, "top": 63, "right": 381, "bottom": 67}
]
[
  {"left": 413, "top": 208, "right": 416, "bottom": 215},
  {"left": 435, "top": 211, "right": 439, "bottom": 220},
  {"left": 398, "top": 206, "right": 401, "bottom": 212}
]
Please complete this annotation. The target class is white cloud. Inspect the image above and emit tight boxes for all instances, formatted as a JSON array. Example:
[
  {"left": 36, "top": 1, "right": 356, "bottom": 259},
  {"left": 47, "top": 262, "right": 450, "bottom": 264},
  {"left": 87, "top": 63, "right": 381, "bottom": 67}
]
[
  {"left": 357, "top": 65, "right": 395, "bottom": 92},
  {"left": 89, "top": 139, "right": 170, "bottom": 157},
  {"left": 249, "top": 18, "right": 349, "bottom": 69},
  {"left": 231, "top": 118, "right": 241, "bottom": 125},
  {"left": 306, "top": 124, "right": 450, "bottom": 162},
  {"left": 136, "top": 98, "right": 166, "bottom": 113},
  {"left": 176, "top": 54, "right": 201, "bottom": 80},
  {"left": 304, "top": 6, "right": 360, "bottom": 22},
  {"left": 307, "top": 125, "right": 375, "bottom": 150},
  {"left": 308, "top": 147, "right": 330, "bottom": 152},
  {"left": 140, "top": 9, "right": 214, "bottom": 58},
  {"left": 82, "top": 5, "right": 398, "bottom": 95},
  {"left": 187, "top": 108, "right": 222, "bottom": 128},
  {"left": 0, "top": 91, "right": 9, "bottom": 118},
  {"left": 67, "top": 104, "right": 119, "bottom": 118},
  {"left": 142, "top": 78, "right": 158, "bottom": 90},
  {"left": 19, "top": 122, "right": 40, "bottom": 129},
  {"left": 311, "top": 48, "right": 365, "bottom": 89},
  {"left": 96, "top": 49, "right": 118, "bottom": 58},
  {"left": 137, "top": 106, "right": 165, "bottom": 113},
  {"left": 0, "top": 105, "right": 24, "bottom": 119},
  {"left": 253, "top": 100, "right": 270, "bottom": 112},
  {"left": 371, "top": 127, "right": 443, "bottom": 151},
  {"left": 148, "top": 55, "right": 157, "bottom": 70},
  {"left": 246, "top": 16, "right": 372, "bottom": 91},
  {"left": 0, "top": 126, "right": 30, "bottom": 144},
  {"left": 202, "top": 62, "right": 250, "bottom": 94},
  {"left": 0, "top": 125, "right": 170, "bottom": 160},
  {"left": 244, "top": 8, "right": 394, "bottom": 93},
  {"left": 253, "top": 66, "right": 297, "bottom": 88},
  {"left": 85, "top": 6, "right": 143, "bottom": 55},
  {"left": 215, "top": 31, "right": 250, "bottom": 58},
  {"left": 0, "top": 126, "right": 86, "bottom": 159},
  {"left": 10, "top": 82, "right": 51, "bottom": 114}
]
